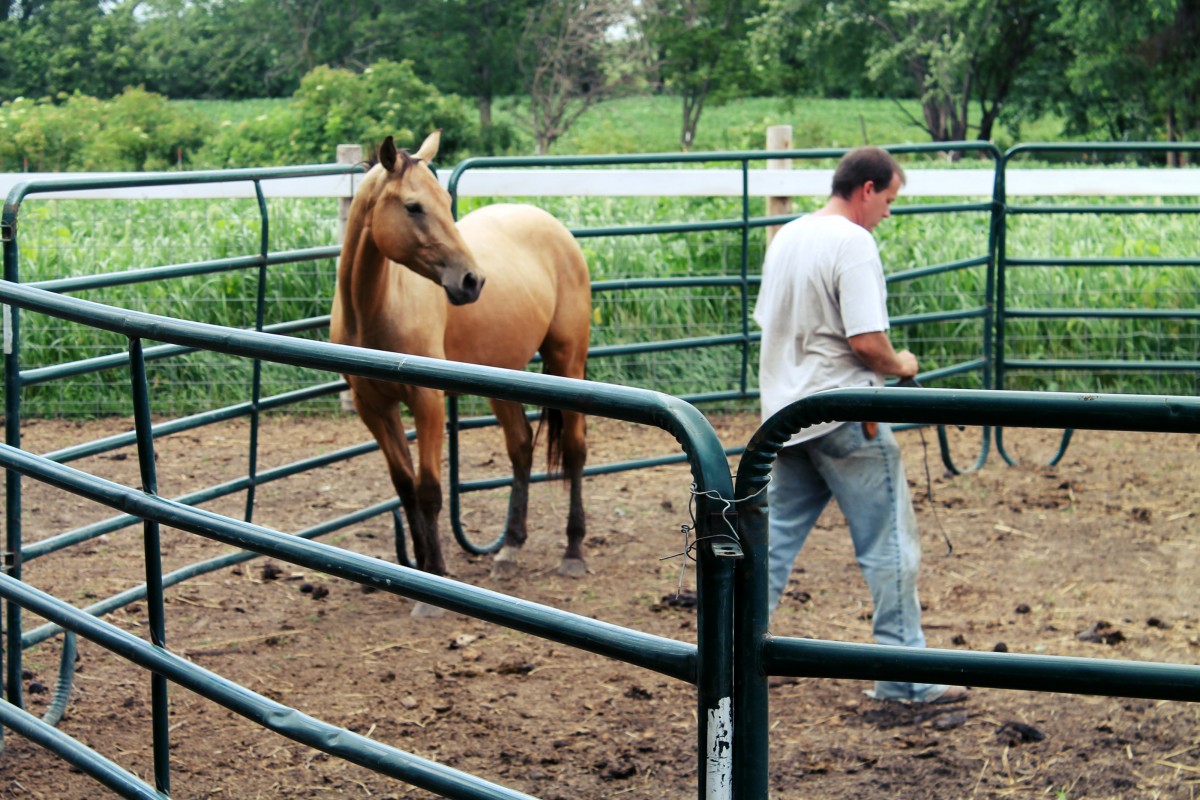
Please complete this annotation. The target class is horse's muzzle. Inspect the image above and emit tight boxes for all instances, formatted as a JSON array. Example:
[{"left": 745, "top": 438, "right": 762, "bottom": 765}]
[{"left": 445, "top": 273, "right": 485, "bottom": 306}]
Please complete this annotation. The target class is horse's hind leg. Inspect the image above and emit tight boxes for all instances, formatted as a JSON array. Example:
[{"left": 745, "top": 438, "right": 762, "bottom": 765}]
[
  {"left": 557, "top": 409, "right": 588, "bottom": 576},
  {"left": 488, "top": 398, "right": 534, "bottom": 580},
  {"left": 539, "top": 327, "right": 589, "bottom": 577}
]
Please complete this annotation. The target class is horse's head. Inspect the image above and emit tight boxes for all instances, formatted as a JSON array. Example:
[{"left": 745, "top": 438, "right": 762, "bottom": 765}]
[{"left": 368, "top": 131, "right": 486, "bottom": 306}]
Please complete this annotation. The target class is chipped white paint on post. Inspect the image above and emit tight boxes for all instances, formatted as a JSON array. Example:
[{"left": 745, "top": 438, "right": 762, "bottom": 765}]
[{"left": 705, "top": 697, "right": 733, "bottom": 800}]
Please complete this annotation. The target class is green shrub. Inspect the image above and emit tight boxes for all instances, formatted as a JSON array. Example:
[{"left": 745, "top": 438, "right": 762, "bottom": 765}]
[
  {"left": 196, "top": 59, "right": 515, "bottom": 167},
  {"left": 0, "top": 88, "right": 211, "bottom": 172}
]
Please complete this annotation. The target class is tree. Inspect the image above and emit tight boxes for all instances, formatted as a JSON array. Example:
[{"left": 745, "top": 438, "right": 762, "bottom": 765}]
[
  {"left": 752, "top": 0, "right": 1065, "bottom": 150},
  {"left": 517, "top": 0, "right": 639, "bottom": 154},
  {"left": 395, "top": 0, "right": 539, "bottom": 130},
  {"left": 0, "top": 0, "right": 139, "bottom": 100},
  {"left": 1051, "top": 0, "right": 1199, "bottom": 162},
  {"left": 640, "top": 0, "right": 761, "bottom": 149}
]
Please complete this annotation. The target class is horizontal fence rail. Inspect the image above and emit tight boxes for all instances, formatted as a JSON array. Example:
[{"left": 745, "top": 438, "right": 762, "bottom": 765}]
[{"left": 4, "top": 166, "right": 1200, "bottom": 200}]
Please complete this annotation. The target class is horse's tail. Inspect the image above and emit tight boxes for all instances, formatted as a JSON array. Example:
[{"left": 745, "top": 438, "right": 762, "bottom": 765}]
[{"left": 538, "top": 407, "right": 565, "bottom": 479}]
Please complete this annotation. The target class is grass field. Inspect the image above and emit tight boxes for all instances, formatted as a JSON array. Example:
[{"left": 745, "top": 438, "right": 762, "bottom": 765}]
[{"left": 175, "top": 94, "right": 1067, "bottom": 160}]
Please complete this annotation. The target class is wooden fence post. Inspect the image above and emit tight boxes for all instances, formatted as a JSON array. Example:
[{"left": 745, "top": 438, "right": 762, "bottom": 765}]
[
  {"left": 337, "top": 144, "right": 362, "bottom": 414},
  {"left": 765, "top": 125, "right": 793, "bottom": 249}
]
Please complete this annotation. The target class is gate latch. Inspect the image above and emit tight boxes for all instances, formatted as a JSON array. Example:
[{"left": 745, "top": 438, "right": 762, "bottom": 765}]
[{"left": 708, "top": 510, "right": 743, "bottom": 559}]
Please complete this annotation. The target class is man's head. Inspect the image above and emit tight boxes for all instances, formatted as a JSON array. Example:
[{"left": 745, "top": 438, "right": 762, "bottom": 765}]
[{"left": 830, "top": 147, "right": 906, "bottom": 232}]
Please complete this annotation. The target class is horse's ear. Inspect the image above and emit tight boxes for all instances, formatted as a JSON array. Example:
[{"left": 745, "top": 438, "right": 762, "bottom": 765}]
[
  {"left": 414, "top": 130, "right": 441, "bottom": 162},
  {"left": 379, "top": 136, "right": 398, "bottom": 173}
]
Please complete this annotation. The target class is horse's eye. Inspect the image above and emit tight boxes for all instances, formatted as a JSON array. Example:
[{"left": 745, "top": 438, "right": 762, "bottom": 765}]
[{"left": 405, "top": 202, "right": 423, "bottom": 215}]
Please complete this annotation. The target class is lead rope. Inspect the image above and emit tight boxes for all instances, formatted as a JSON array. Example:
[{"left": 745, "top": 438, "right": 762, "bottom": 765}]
[
  {"left": 899, "top": 379, "right": 955, "bottom": 557},
  {"left": 914, "top": 424, "right": 955, "bottom": 557}
]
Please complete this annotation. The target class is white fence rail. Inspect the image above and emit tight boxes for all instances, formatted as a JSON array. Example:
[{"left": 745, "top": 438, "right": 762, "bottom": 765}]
[{"left": 1, "top": 167, "right": 1198, "bottom": 201}]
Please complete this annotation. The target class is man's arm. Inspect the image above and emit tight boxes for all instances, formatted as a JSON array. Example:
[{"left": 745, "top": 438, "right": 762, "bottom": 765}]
[{"left": 848, "top": 331, "right": 918, "bottom": 378}]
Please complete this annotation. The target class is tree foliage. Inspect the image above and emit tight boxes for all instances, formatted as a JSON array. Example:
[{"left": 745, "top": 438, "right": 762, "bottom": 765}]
[
  {"left": 0, "top": 0, "right": 139, "bottom": 99},
  {"left": 1051, "top": 0, "right": 1199, "bottom": 156},
  {"left": 640, "top": 0, "right": 762, "bottom": 149},
  {"left": 752, "top": 0, "right": 1065, "bottom": 149},
  {"left": 0, "top": 0, "right": 1197, "bottom": 164}
]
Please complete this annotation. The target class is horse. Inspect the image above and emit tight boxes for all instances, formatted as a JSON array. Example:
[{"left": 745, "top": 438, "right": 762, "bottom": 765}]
[{"left": 330, "top": 131, "right": 591, "bottom": 610}]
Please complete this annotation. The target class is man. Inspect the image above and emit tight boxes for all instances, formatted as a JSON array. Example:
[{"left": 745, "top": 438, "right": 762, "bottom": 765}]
[{"left": 753, "top": 146, "right": 968, "bottom": 705}]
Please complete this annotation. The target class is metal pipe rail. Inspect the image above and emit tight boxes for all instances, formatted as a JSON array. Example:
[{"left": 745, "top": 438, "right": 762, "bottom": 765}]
[
  {"left": 731, "top": 386, "right": 1200, "bottom": 798},
  {"left": 0, "top": 279, "right": 741, "bottom": 798}
]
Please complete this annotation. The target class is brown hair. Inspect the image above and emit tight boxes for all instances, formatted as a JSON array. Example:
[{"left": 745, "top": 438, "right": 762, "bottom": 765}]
[{"left": 830, "top": 146, "right": 906, "bottom": 199}]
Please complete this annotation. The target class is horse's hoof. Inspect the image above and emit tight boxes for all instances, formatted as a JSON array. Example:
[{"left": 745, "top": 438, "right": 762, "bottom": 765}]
[
  {"left": 557, "top": 558, "right": 588, "bottom": 578},
  {"left": 490, "top": 557, "right": 521, "bottom": 580},
  {"left": 411, "top": 601, "right": 447, "bottom": 618},
  {"left": 490, "top": 545, "right": 522, "bottom": 580}
]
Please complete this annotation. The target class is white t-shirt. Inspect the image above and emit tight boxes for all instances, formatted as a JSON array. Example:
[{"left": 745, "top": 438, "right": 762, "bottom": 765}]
[{"left": 754, "top": 214, "right": 890, "bottom": 445}]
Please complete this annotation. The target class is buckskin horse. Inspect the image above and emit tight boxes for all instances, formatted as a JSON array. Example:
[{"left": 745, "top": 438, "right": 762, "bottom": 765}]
[{"left": 330, "top": 131, "right": 590, "bottom": 613}]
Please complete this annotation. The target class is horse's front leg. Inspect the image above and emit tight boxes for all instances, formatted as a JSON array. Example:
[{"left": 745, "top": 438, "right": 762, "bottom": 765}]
[
  {"left": 349, "top": 384, "right": 440, "bottom": 575},
  {"left": 408, "top": 388, "right": 448, "bottom": 579},
  {"left": 487, "top": 399, "right": 534, "bottom": 579}
]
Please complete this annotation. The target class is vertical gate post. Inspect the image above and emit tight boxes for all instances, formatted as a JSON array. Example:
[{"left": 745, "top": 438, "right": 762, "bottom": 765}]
[
  {"left": 336, "top": 144, "right": 362, "bottom": 414},
  {"left": 766, "top": 125, "right": 793, "bottom": 248},
  {"left": 731, "top": 445, "right": 773, "bottom": 798}
]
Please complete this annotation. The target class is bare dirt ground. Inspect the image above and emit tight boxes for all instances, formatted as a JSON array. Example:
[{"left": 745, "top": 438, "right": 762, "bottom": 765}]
[{"left": 1, "top": 411, "right": 1198, "bottom": 799}]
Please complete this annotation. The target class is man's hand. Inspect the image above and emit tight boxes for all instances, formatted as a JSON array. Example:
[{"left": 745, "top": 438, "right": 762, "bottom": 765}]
[
  {"left": 848, "top": 331, "right": 918, "bottom": 378},
  {"left": 893, "top": 348, "right": 918, "bottom": 378}
]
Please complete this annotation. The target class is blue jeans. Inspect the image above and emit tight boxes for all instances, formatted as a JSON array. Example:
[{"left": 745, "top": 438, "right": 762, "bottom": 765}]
[{"left": 766, "top": 421, "right": 945, "bottom": 702}]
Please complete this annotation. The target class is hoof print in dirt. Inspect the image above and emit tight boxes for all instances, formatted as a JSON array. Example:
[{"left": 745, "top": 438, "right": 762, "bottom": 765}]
[
  {"left": 493, "top": 660, "right": 535, "bottom": 676},
  {"left": 299, "top": 582, "right": 329, "bottom": 599},
  {"left": 931, "top": 710, "right": 969, "bottom": 731},
  {"left": 597, "top": 761, "right": 637, "bottom": 781},
  {"left": 1076, "top": 621, "right": 1125, "bottom": 645},
  {"left": 996, "top": 720, "right": 1046, "bottom": 745},
  {"left": 653, "top": 591, "right": 697, "bottom": 611},
  {"left": 261, "top": 561, "right": 284, "bottom": 581}
]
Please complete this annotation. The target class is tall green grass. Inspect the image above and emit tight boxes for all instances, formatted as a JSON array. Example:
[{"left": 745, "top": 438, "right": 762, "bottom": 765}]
[{"left": 7, "top": 161, "right": 1198, "bottom": 418}]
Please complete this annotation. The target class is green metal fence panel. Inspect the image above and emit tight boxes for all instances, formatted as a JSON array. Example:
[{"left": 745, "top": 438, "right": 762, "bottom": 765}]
[
  {"left": 0, "top": 280, "right": 740, "bottom": 799},
  {"left": 731, "top": 386, "right": 1200, "bottom": 798},
  {"left": 3, "top": 141, "right": 1199, "bottom": 797},
  {"left": 995, "top": 142, "right": 1200, "bottom": 465}
]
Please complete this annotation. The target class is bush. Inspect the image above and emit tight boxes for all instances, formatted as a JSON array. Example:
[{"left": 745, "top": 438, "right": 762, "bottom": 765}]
[
  {"left": 0, "top": 88, "right": 211, "bottom": 172},
  {"left": 197, "top": 59, "right": 517, "bottom": 168}
]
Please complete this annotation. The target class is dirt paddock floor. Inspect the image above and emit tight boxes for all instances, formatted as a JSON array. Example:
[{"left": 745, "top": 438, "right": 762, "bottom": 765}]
[{"left": 1, "top": 411, "right": 1197, "bottom": 799}]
